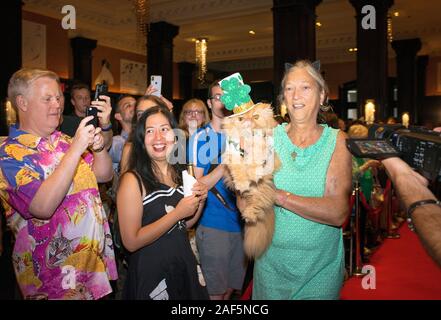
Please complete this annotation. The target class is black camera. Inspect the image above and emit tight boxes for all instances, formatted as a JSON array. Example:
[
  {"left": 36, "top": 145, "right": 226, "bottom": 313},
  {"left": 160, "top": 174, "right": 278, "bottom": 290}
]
[{"left": 347, "top": 124, "right": 441, "bottom": 181}]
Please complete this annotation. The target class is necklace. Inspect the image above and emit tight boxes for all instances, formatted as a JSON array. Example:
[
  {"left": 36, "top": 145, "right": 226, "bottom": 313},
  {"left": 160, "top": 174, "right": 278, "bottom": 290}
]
[
  {"left": 289, "top": 127, "right": 322, "bottom": 161},
  {"left": 291, "top": 151, "right": 297, "bottom": 161}
]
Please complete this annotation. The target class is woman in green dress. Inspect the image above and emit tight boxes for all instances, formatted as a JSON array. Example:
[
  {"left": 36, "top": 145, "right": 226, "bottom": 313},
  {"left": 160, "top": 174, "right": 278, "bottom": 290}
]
[{"left": 251, "top": 60, "right": 352, "bottom": 300}]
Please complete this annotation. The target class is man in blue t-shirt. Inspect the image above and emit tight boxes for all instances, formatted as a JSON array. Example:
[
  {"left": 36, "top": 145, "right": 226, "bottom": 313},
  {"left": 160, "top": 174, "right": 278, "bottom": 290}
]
[{"left": 188, "top": 81, "right": 247, "bottom": 300}]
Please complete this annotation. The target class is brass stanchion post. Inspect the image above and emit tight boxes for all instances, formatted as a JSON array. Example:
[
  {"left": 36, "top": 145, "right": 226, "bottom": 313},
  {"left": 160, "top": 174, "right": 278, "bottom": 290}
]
[
  {"left": 386, "top": 181, "right": 400, "bottom": 239},
  {"left": 349, "top": 205, "right": 354, "bottom": 277},
  {"left": 353, "top": 180, "right": 368, "bottom": 277}
]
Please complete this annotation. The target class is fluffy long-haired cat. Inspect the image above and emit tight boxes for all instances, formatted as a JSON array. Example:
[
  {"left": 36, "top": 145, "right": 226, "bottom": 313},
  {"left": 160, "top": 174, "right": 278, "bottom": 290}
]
[{"left": 222, "top": 103, "right": 280, "bottom": 258}]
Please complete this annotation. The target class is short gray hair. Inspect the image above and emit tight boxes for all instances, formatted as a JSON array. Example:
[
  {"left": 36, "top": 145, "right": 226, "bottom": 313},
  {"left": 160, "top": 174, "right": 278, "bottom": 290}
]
[
  {"left": 279, "top": 60, "right": 329, "bottom": 107},
  {"left": 8, "top": 68, "right": 60, "bottom": 110}
]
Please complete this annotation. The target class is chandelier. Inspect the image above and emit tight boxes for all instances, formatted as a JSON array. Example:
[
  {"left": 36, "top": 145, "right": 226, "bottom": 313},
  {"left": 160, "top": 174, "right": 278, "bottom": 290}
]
[
  {"left": 195, "top": 38, "right": 208, "bottom": 83},
  {"left": 387, "top": 15, "right": 393, "bottom": 43},
  {"left": 131, "top": 0, "right": 150, "bottom": 46}
]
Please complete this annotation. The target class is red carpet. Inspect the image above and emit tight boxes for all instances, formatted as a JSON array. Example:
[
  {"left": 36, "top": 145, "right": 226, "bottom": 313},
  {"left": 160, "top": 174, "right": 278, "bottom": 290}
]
[{"left": 341, "top": 225, "right": 441, "bottom": 300}]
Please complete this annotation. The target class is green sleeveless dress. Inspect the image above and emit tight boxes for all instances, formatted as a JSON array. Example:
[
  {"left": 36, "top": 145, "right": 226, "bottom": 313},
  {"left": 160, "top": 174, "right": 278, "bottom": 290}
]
[{"left": 253, "top": 124, "right": 345, "bottom": 300}]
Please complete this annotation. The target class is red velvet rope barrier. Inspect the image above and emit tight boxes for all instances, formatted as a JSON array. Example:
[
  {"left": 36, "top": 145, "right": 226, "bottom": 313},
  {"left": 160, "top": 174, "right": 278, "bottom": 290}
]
[
  {"left": 342, "top": 178, "right": 392, "bottom": 231},
  {"left": 356, "top": 178, "right": 392, "bottom": 234},
  {"left": 358, "top": 178, "right": 391, "bottom": 214},
  {"left": 384, "top": 179, "right": 392, "bottom": 197}
]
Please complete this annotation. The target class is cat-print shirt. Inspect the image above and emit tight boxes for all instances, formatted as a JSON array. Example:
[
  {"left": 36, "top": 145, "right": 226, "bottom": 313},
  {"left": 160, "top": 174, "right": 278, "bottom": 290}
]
[{"left": 0, "top": 126, "right": 117, "bottom": 300}]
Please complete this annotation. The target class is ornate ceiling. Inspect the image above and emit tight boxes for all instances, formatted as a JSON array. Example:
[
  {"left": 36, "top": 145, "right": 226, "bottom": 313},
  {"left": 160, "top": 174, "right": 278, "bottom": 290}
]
[{"left": 22, "top": 0, "right": 441, "bottom": 67}]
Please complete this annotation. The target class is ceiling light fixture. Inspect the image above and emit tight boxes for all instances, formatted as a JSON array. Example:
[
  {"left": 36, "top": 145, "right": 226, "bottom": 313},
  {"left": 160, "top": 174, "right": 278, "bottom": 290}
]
[
  {"left": 249, "top": 30, "right": 256, "bottom": 35},
  {"left": 195, "top": 38, "right": 208, "bottom": 84},
  {"left": 387, "top": 15, "right": 394, "bottom": 43},
  {"left": 131, "top": 0, "right": 151, "bottom": 46}
]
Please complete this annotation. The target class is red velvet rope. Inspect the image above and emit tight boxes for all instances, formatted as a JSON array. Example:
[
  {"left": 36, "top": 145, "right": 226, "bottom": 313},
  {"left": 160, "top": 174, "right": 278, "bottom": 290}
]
[{"left": 358, "top": 178, "right": 391, "bottom": 213}]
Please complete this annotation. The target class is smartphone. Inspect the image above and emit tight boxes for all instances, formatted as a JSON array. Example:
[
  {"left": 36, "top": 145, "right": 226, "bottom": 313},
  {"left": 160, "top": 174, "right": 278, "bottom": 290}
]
[
  {"left": 86, "top": 106, "right": 99, "bottom": 127},
  {"left": 346, "top": 139, "right": 401, "bottom": 160},
  {"left": 94, "top": 82, "right": 108, "bottom": 101},
  {"left": 150, "top": 75, "right": 162, "bottom": 97}
]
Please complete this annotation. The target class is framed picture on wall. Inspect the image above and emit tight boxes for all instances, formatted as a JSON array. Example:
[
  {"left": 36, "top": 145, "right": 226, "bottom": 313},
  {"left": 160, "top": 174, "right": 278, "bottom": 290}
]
[
  {"left": 120, "top": 59, "right": 147, "bottom": 95},
  {"left": 22, "top": 20, "right": 46, "bottom": 69}
]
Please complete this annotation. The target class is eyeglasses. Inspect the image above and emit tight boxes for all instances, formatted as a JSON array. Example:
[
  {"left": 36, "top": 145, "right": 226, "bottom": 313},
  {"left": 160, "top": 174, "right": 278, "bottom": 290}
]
[
  {"left": 209, "top": 94, "right": 223, "bottom": 101},
  {"left": 184, "top": 110, "right": 204, "bottom": 116}
]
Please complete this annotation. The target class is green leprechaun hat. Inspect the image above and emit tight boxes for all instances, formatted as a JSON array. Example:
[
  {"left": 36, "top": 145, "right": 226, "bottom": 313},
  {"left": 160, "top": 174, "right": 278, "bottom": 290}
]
[{"left": 219, "top": 73, "right": 257, "bottom": 116}]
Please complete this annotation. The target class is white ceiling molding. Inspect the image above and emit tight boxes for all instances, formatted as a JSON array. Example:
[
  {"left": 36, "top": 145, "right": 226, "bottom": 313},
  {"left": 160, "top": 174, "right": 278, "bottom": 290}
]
[
  {"left": 150, "top": 0, "right": 271, "bottom": 25},
  {"left": 22, "top": 0, "right": 441, "bottom": 65}
]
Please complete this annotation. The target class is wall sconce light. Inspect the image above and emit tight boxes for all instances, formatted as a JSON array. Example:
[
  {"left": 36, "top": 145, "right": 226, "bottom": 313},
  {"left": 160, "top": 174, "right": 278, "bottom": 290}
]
[
  {"left": 195, "top": 38, "right": 208, "bottom": 83},
  {"left": 402, "top": 112, "right": 410, "bottom": 128},
  {"left": 95, "top": 59, "right": 115, "bottom": 86},
  {"left": 5, "top": 100, "right": 17, "bottom": 126},
  {"left": 364, "top": 99, "right": 375, "bottom": 125}
]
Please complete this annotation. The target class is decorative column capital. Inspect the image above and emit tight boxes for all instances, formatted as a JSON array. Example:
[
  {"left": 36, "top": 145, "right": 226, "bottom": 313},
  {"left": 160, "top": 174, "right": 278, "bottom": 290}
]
[
  {"left": 274, "top": 0, "right": 322, "bottom": 8},
  {"left": 148, "top": 21, "right": 179, "bottom": 45},
  {"left": 349, "top": 0, "right": 393, "bottom": 11},
  {"left": 392, "top": 38, "right": 422, "bottom": 57},
  {"left": 70, "top": 37, "right": 97, "bottom": 51}
]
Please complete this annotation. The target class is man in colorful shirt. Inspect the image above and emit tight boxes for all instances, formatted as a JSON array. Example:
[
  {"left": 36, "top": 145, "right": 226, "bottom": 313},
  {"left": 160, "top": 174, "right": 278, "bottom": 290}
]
[{"left": 0, "top": 68, "right": 117, "bottom": 299}]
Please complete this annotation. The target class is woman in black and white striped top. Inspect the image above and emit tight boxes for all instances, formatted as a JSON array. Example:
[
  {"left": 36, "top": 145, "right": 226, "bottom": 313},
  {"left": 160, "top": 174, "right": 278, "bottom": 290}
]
[{"left": 117, "top": 105, "right": 209, "bottom": 300}]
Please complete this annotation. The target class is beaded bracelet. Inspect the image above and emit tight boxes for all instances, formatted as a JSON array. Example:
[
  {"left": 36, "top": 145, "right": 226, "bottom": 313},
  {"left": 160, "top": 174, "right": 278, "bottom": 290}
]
[{"left": 407, "top": 199, "right": 441, "bottom": 231}]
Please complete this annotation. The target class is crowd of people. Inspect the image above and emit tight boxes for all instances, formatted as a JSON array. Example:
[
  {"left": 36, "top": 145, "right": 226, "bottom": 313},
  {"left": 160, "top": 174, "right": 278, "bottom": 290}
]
[{"left": 0, "top": 62, "right": 440, "bottom": 300}]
